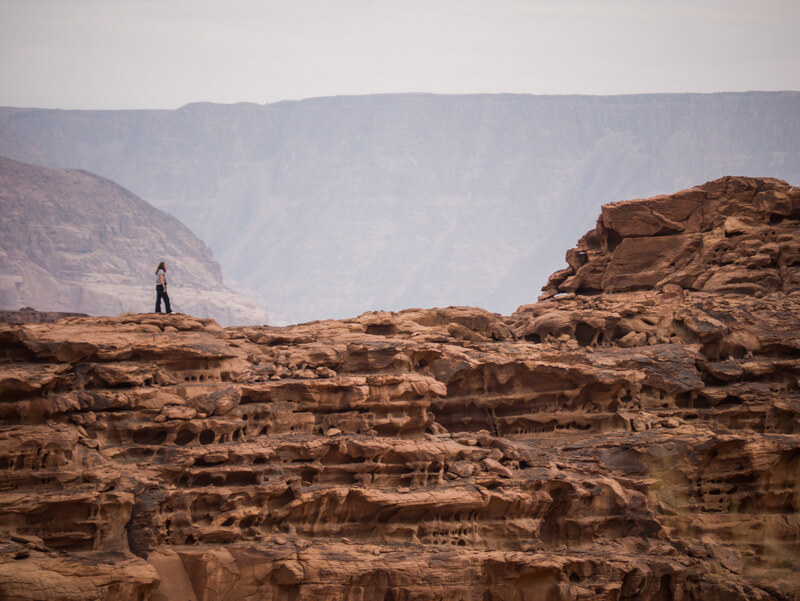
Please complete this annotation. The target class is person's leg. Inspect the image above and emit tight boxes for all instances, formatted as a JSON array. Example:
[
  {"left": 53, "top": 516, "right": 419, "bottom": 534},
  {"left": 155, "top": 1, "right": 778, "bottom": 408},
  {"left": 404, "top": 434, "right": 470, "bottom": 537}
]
[
  {"left": 155, "top": 286, "right": 163, "bottom": 313},
  {"left": 164, "top": 289, "right": 172, "bottom": 313}
]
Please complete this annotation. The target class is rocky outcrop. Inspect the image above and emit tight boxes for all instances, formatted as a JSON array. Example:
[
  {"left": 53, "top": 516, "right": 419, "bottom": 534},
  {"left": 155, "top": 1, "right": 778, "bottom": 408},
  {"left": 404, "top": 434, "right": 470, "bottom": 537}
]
[
  {"left": 542, "top": 176, "right": 800, "bottom": 298},
  {"left": 0, "top": 156, "right": 270, "bottom": 326},
  {"left": 1, "top": 177, "right": 799, "bottom": 600}
]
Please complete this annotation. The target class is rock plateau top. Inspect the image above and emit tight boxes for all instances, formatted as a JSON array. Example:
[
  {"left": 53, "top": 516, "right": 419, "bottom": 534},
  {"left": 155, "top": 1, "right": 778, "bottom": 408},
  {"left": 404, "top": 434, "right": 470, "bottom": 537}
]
[{"left": 1, "top": 176, "right": 799, "bottom": 600}]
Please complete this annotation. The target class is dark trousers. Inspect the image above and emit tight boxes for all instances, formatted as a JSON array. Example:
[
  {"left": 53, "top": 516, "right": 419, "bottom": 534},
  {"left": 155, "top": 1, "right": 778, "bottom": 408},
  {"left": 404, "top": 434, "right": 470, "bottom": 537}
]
[{"left": 155, "top": 284, "right": 172, "bottom": 313}]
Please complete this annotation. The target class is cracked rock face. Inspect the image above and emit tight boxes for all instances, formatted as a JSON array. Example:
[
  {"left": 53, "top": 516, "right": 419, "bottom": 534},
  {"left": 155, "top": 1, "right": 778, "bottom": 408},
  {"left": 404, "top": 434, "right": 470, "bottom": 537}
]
[
  {"left": 1, "top": 176, "right": 799, "bottom": 600},
  {"left": 542, "top": 176, "right": 800, "bottom": 297}
]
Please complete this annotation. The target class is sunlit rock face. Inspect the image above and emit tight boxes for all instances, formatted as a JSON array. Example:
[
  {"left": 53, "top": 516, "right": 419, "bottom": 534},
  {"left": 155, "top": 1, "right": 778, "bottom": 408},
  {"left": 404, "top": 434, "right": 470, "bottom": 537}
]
[
  {"left": 541, "top": 176, "right": 800, "bottom": 298},
  {"left": 0, "top": 156, "right": 270, "bottom": 326},
  {"left": 1, "top": 177, "right": 799, "bottom": 600},
  {"left": 2, "top": 92, "right": 799, "bottom": 323}
]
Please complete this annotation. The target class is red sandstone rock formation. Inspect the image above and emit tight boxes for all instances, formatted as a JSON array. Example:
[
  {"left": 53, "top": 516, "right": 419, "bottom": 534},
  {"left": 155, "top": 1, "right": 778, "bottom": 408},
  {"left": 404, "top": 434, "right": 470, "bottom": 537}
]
[
  {"left": 542, "top": 176, "right": 800, "bottom": 297},
  {"left": 0, "top": 176, "right": 799, "bottom": 600}
]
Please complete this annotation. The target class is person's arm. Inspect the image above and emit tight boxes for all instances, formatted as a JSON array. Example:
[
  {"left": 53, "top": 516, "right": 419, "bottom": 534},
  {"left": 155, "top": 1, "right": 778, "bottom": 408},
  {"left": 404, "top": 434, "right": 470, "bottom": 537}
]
[{"left": 159, "top": 272, "right": 166, "bottom": 287}]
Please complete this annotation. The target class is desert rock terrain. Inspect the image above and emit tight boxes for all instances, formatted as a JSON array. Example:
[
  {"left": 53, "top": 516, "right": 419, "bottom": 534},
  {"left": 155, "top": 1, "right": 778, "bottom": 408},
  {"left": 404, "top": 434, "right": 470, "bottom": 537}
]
[{"left": 0, "top": 176, "right": 799, "bottom": 600}]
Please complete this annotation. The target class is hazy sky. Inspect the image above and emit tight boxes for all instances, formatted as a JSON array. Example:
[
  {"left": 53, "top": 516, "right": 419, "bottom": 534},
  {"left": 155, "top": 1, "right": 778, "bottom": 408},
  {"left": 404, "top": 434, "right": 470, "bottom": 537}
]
[{"left": 1, "top": 0, "right": 799, "bottom": 109}]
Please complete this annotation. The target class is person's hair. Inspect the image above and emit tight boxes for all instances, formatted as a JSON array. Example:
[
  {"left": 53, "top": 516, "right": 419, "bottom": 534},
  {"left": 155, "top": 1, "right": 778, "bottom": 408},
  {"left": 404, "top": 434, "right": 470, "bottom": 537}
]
[{"left": 155, "top": 261, "right": 166, "bottom": 273}]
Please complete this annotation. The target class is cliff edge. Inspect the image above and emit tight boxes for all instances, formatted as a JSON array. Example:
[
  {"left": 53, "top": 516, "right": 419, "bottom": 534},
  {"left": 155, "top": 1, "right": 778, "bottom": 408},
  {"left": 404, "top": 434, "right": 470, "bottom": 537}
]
[{"left": 1, "top": 177, "right": 799, "bottom": 600}]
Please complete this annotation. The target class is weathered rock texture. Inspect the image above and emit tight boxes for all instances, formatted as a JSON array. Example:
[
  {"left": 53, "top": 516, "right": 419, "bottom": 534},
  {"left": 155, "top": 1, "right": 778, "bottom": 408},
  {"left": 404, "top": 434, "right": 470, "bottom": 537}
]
[
  {"left": 0, "top": 156, "right": 270, "bottom": 326},
  {"left": 1, "top": 176, "right": 799, "bottom": 600},
  {"left": 542, "top": 176, "right": 800, "bottom": 298}
]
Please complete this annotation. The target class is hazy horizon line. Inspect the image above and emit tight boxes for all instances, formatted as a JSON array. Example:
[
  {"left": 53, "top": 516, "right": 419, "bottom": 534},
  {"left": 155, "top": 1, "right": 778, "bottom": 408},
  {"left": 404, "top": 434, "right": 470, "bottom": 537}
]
[{"left": 2, "top": 89, "right": 799, "bottom": 113}]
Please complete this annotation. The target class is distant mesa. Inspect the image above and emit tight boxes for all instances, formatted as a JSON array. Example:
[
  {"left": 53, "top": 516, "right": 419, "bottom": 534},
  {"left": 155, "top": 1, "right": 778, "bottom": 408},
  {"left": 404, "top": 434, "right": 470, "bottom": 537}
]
[
  {"left": 0, "top": 156, "right": 270, "bottom": 326},
  {"left": 2, "top": 92, "right": 799, "bottom": 323}
]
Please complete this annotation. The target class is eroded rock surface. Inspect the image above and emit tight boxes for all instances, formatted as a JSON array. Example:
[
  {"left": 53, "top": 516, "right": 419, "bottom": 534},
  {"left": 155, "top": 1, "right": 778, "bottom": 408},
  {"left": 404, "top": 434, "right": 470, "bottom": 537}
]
[
  {"left": 1, "top": 176, "right": 799, "bottom": 600},
  {"left": 542, "top": 176, "right": 800, "bottom": 297}
]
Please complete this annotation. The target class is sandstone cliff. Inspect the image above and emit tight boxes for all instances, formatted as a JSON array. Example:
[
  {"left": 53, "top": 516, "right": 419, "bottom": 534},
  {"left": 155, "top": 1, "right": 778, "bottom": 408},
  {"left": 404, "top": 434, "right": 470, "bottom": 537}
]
[
  {"left": 0, "top": 156, "right": 270, "bottom": 326},
  {"left": 0, "top": 176, "right": 799, "bottom": 600},
  {"left": 2, "top": 92, "right": 799, "bottom": 323}
]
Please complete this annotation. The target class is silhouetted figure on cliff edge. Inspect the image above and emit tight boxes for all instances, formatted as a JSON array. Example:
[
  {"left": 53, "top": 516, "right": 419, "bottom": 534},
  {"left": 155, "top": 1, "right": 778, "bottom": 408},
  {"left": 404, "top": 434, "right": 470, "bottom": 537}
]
[{"left": 154, "top": 261, "right": 172, "bottom": 314}]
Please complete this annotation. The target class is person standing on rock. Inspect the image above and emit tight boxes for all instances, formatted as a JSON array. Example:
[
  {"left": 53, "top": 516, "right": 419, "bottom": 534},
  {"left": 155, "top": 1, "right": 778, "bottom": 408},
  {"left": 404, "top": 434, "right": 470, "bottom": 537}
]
[{"left": 154, "top": 261, "right": 172, "bottom": 314}]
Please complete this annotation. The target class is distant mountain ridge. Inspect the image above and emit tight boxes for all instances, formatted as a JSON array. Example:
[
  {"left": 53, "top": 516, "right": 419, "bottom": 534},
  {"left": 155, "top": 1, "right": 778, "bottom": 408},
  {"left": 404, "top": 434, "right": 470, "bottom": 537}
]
[
  {"left": 1, "top": 92, "right": 799, "bottom": 322},
  {"left": 0, "top": 156, "right": 270, "bottom": 326}
]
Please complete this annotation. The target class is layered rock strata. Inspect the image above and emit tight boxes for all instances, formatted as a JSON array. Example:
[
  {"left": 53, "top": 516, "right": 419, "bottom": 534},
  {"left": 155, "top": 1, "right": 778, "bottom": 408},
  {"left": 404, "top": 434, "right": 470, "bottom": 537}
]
[
  {"left": 542, "top": 176, "right": 800, "bottom": 297},
  {"left": 0, "top": 176, "right": 799, "bottom": 600}
]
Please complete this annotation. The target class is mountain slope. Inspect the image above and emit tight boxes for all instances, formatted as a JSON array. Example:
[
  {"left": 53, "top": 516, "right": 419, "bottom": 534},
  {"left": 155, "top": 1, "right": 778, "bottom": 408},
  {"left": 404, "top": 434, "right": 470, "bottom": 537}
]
[
  {"left": 1, "top": 92, "right": 799, "bottom": 322},
  {"left": 0, "top": 156, "right": 269, "bottom": 325}
]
